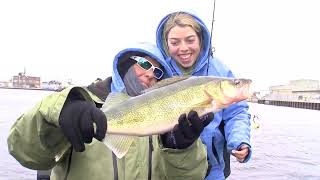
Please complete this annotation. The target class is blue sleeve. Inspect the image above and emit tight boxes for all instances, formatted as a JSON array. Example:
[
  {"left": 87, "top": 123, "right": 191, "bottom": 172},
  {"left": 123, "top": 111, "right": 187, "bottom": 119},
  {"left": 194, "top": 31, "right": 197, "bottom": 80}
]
[
  {"left": 208, "top": 56, "right": 252, "bottom": 162},
  {"left": 223, "top": 100, "right": 251, "bottom": 153}
]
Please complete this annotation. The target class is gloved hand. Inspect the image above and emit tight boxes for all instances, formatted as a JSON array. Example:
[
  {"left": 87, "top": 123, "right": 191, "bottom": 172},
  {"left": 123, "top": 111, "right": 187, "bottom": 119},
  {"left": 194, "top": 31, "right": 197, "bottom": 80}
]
[
  {"left": 161, "top": 110, "right": 214, "bottom": 149},
  {"left": 59, "top": 100, "right": 107, "bottom": 152}
]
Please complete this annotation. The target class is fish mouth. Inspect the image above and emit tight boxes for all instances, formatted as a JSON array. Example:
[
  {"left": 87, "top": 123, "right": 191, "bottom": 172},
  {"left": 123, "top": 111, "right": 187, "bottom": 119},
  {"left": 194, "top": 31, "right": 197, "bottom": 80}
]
[{"left": 240, "top": 84, "right": 252, "bottom": 99}]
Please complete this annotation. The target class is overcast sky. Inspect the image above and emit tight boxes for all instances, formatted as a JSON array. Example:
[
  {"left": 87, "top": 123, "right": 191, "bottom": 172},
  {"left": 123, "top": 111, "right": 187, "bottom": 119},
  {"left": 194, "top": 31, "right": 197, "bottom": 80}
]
[{"left": 0, "top": 0, "right": 319, "bottom": 91}]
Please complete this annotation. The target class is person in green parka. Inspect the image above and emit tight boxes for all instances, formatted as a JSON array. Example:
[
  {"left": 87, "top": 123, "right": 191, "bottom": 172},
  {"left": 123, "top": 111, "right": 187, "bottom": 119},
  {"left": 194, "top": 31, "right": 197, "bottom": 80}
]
[{"left": 7, "top": 42, "right": 214, "bottom": 180}]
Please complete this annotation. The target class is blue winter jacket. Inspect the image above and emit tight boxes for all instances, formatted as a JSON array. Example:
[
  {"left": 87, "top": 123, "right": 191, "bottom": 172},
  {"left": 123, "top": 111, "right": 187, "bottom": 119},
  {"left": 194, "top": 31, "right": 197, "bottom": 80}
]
[{"left": 156, "top": 11, "right": 252, "bottom": 180}]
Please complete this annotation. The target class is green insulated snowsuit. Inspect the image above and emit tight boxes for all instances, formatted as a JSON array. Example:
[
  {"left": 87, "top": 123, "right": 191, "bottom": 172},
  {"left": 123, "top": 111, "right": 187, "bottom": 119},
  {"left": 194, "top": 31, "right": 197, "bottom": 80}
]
[{"left": 7, "top": 84, "right": 208, "bottom": 180}]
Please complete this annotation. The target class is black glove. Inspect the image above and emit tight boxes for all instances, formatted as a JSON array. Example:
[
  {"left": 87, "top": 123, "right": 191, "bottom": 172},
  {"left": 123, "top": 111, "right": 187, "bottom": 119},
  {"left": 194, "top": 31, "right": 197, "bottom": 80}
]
[
  {"left": 59, "top": 100, "right": 107, "bottom": 152},
  {"left": 161, "top": 110, "right": 214, "bottom": 149}
]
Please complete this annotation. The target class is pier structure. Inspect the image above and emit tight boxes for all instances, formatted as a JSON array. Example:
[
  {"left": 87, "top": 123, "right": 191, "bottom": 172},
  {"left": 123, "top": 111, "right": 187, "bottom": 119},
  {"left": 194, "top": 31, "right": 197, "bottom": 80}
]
[
  {"left": 257, "top": 99, "right": 320, "bottom": 110},
  {"left": 252, "top": 79, "right": 320, "bottom": 111}
]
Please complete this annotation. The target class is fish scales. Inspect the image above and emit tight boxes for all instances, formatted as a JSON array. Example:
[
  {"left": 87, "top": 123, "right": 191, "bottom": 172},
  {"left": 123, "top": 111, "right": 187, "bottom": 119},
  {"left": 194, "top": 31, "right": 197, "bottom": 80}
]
[{"left": 104, "top": 77, "right": 218, "bottom": 136}]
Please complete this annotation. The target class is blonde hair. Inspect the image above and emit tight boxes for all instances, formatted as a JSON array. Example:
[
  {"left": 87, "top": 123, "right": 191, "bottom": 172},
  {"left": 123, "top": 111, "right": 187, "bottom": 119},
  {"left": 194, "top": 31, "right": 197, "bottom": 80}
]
[{"left": 162, "top": 12, "right": 202, "bottom": 56}]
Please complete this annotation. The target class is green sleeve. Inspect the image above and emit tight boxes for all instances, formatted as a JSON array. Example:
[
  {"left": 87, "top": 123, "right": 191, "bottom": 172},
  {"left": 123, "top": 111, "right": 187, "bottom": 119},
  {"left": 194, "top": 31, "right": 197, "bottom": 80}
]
[
  {"left": 7, "top": 86, "right": 93, "bottom": 170},
  {"left": 158, "top": 138, "right": 208, "bottom": 180}
]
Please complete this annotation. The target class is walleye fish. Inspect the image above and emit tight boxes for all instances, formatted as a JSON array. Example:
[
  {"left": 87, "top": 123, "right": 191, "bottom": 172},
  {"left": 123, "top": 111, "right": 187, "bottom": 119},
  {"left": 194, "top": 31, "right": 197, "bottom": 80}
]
[{"left": 101, "top": 76, "right": 252, "bottom": 158}]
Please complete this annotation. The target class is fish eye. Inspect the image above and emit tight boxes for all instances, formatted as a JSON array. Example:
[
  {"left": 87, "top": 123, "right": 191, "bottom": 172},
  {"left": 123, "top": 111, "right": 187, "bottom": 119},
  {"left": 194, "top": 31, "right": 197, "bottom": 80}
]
[{"left": 234, "top": 79, "right": 241, "bottom": 86}]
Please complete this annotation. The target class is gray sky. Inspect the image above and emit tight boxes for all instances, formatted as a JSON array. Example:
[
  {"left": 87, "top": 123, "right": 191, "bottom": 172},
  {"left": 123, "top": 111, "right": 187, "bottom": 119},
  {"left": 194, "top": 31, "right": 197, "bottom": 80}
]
[{"left": 0, "top": 0, "right": 319, "bottom": 91}]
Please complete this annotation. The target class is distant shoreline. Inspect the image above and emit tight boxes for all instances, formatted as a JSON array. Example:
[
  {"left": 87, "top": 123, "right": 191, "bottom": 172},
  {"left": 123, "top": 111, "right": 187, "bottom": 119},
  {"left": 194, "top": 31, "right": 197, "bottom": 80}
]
[{"left": 0, "top": 87, "right": 57, "bottom": 91}]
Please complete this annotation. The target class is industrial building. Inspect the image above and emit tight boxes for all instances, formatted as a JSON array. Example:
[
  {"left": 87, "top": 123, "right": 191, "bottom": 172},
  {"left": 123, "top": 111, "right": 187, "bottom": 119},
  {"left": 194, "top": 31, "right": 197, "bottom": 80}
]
[
  {"left": 263, "top": 79, "right": 320, "bottom": 103},
  {"left": 12, "top": 72, "right": 41, "bottom": 88},
  {"left": 258, "top": 79, "right": 320, "bottom": 110}
]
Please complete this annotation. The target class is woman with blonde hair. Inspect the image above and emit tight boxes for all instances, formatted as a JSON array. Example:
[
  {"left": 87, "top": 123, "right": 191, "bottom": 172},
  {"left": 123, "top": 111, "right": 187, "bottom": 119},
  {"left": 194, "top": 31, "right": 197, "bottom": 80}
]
[{"left": 156, "top": 11, "right": 252, "bottom": 179}]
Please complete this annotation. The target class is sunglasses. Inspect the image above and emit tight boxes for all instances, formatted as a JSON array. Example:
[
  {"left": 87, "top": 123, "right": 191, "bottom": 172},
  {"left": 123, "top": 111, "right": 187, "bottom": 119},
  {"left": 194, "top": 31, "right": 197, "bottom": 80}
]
[{"left": 130, "top": 56, "right": 164, "bottom": 79}]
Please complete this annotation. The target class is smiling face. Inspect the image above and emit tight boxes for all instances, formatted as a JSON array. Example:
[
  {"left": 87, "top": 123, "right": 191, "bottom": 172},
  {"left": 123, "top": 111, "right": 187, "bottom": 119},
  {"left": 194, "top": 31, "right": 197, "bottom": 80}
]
[
  {"left": 167, "top": 26, "right": 201, "bottom": 68},
  {"left": 132, "top": 56, "right": 161, "bottom": 89},
  {"left": 162, "top": 12, "right": 203, "bottom": 70}
]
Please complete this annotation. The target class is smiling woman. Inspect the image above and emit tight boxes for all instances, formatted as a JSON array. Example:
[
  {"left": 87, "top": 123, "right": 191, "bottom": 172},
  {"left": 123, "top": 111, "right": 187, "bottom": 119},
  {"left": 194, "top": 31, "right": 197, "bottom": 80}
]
[
  {"left": 162, "top": 13, "right": 202, "bottom": 72},
  {"left": 155, "top": 11, "right": 252, "bottom": 179}
]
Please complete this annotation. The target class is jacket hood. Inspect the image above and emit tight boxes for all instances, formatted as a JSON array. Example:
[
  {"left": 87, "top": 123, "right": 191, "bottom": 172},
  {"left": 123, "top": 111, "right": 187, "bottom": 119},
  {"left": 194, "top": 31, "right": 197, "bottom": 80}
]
[
  {"left": 111, "top": 42, "right": 173, "bottom": 92},
  {"left": 156, "top": 11, "right": 211, "bottom": 75}
]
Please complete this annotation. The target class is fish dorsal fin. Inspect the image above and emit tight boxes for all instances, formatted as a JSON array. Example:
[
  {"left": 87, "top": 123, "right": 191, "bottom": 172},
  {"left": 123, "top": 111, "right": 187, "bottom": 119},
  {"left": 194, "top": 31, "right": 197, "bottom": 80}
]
[
  {"left": 143, "top": 76, "right": 191, "bottom": 93},
  {"left": 103, "top": 134, "right": 137, "bottom": 159},
  {"left": 102, "top": 92, "right": 130, "bottom": 111}
]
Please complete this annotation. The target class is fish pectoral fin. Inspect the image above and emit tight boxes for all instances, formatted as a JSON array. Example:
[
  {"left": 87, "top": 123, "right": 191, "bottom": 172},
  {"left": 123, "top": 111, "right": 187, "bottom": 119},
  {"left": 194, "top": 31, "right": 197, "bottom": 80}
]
[
  {"left": 102, "top": 134, "right": 136, "bottom": 159},
  {"left": 203, "top": 89, "right": 214, "bottom": 101},
  {"left": 191, "top": 99, "right": 214, "bottom": 117}
]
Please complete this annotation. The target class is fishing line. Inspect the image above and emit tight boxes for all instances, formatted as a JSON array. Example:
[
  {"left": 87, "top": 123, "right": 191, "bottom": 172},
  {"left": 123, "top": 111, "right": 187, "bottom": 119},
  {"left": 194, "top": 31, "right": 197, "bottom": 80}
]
[{"left": 207, "top": 0, "right": 216, "bottom": 75}]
